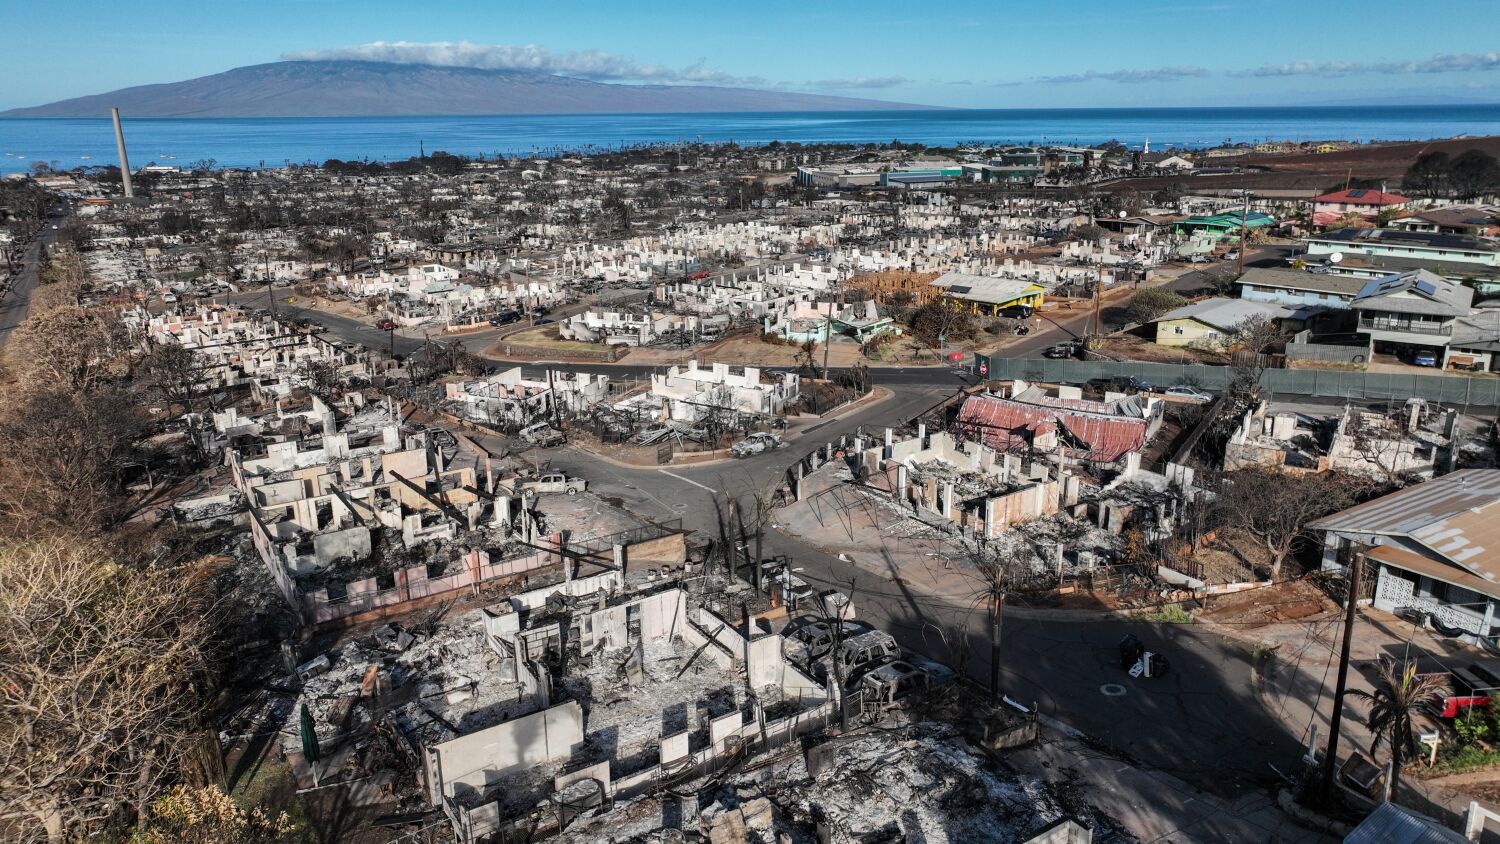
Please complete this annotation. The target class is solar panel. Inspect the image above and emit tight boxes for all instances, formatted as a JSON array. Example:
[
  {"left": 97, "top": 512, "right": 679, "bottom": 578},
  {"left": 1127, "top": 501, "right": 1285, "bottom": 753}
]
[
  {"left": 1348, "top": 189, "right": 1367, "bottom": 197},
  {"left": 1415, "top": 280, "right": 1437, "bottom": 296},
  {"left": 948, "top": 285, "right": 971, "bottom": 294}
]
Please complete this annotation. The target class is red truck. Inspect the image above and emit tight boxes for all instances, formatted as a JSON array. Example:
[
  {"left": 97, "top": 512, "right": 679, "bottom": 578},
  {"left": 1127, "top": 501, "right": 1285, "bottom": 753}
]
[{"left": 1416, "top": 660, "right": 1500, "bottom": 718}]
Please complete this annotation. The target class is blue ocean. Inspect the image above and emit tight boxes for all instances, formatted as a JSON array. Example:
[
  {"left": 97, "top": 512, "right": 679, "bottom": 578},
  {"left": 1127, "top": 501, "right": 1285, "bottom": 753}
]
[{"left": 2, "top": 105, "right": 1500, "bottom": 174}]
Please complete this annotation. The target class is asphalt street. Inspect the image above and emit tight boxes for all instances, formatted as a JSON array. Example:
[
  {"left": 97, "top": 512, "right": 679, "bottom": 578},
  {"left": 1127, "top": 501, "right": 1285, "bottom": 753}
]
[
  {"left": 510, "top": 385, "right": 1303, "bottom": 799},
  {"left": 0, "top": 204, "right": 65, "bottom": 343},
  {"left": 208, "top": 244, "right": 1324, "bottom": 797}
]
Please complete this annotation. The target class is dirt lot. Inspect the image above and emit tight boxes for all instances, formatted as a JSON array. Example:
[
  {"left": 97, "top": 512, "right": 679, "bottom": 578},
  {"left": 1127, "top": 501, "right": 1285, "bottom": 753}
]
[
  {"left": 1108, "top": 135, "right": 1500, "bottom": 193},
  {"left": 1096, "top": 334, "right": 1224, "bottom": 365},
  {"left": 1198, "top": 577, "right": 1336, "bottom": 629}
]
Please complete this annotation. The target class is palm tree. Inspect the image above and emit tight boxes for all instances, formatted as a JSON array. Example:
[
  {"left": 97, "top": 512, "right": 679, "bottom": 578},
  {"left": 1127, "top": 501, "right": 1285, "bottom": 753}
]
[{"left": 1347, "top": 658, "right": 1446, "bottom": 795}]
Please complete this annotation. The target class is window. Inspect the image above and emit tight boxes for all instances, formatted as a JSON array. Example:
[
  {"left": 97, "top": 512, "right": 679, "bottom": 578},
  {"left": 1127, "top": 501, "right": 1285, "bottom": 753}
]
[
  {"left": 1207, "top": 331, "right": 1220, "bottom": 340},
  {"left": 1173, "top": 326, "right": 1185, "bottom": 335}
]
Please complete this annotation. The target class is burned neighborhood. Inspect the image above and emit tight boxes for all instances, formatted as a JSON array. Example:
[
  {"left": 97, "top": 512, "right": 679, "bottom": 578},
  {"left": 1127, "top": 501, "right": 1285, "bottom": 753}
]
[{"left": 5, "top": 110, "right": 1500, "bottom": 844}]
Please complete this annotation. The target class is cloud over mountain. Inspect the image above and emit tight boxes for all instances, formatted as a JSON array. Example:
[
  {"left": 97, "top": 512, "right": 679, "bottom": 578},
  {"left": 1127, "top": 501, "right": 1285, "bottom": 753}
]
[{"left": 282, "top": 40, "right": 769, "bottom": 86}]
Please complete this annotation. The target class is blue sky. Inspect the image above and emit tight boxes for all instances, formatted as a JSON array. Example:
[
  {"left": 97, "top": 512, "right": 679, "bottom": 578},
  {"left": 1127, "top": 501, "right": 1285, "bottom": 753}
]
[{"left": 2, "top": 0, "right": 1498, "bottom": 109}]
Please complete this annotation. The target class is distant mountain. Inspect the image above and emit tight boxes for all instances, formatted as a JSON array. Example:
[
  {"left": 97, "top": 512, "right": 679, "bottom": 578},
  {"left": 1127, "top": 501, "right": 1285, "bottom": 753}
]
[{"left": 1, "top": 60, "right": 934, "bottom": 118}]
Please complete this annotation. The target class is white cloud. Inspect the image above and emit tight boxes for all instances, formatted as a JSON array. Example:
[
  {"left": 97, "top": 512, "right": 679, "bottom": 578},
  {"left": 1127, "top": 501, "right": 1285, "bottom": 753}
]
[
  {"left": 1235, "top": 51, "right": 1500, "bottom": 78},
  {"left": 1033, "top": 66, "right": 1209, "bottom": 84},
  {"left": 283, "top": 40, "right": 769, "bottom": 85},
  {"left": 806, "top": 76, "right": 910, "bottom": 89}
]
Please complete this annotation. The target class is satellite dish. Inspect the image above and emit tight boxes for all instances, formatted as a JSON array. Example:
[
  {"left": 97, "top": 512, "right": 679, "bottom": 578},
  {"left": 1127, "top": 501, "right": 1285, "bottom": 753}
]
[
  {"left": 1119, "top": 211, "right": 1128, "bottom": 218},
  {"left": 1329, "top": 252, "right": 1344, "bottom": 264}
]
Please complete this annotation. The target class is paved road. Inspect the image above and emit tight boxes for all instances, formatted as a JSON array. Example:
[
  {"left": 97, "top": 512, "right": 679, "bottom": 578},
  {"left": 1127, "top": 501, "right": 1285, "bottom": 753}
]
[
  {"left": 225, "top": 267, "right": 1310, "bottom": 796},
  {"left": 496, "top": 385, "right": 1303, "bottom": 799},
  {"left": 0, "top": 205, "right": 66, "bottom": 343}
]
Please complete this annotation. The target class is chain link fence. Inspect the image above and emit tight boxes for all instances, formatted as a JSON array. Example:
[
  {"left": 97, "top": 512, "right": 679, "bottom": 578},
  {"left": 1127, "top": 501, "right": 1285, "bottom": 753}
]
[{"left": 979, "top": 357, "right": 1500, "bottom": 406}]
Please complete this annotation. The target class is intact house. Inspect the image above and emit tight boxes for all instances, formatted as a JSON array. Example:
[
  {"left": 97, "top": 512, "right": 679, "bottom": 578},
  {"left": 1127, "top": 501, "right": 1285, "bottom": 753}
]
[
  {"left": 1169, "top": 210, "right": 1277, "bottom": 242},
  {"left": 1150, "top": 298, "right": 1297, "bottom": 349},
  {"left": 928, "top": 271, "right": 1045, "bottom": 315},
  {"left": 1237, "top": 267, "right": 1366, "bottom": 309},
  {"left": 1309, "top": 469, "right": 1500, "bottom": 644},
  {"left": 1388, "top": 207, "right": 1500, "bottom": 238},
  {"left": 1309, "top": 189, "right": 1411, "bottom": 227},
  {"left": 1349, "top": 269, "right": 1473, "bottom": 366},
  {"left": 1303, "top": 228, "right": 1500, "bottom": 279}
]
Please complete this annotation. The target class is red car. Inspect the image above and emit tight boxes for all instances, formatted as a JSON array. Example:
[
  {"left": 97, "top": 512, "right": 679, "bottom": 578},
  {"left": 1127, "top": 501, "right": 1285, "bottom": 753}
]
[
  {"left": 375, "top": 318, "right": 396, "bottom": 330},
  {"left": 689, "top": 271, "right": 711, "bottom": 280}
]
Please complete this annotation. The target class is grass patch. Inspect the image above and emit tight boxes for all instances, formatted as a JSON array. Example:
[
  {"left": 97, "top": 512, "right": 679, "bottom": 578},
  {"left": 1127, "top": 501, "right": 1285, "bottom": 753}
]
[
  {"left": 1138, "top": 604, "right": 1195, "bottom": 624},
  {"left": 1431, "top": 745, "right": 1500, "bottom": 776}
]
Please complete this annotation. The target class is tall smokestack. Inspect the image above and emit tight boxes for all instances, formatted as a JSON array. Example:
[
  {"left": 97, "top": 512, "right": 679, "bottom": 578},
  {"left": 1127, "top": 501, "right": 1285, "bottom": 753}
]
[{"left": 110, "top": 107, "right": 134, "bottom": 198}]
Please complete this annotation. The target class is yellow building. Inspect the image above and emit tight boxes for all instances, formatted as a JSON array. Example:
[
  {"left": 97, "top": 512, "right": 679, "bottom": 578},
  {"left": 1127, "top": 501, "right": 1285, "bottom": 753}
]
[
  {"left": 1152, "top": 299, "right": 1294, "bottom": 349},
  {"left": 928, "top": 271, "right": 1044, "bottom": 315}
]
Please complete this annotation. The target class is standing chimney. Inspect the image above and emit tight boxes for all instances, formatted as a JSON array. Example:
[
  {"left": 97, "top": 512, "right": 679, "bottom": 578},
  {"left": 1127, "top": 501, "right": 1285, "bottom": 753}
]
[{"left": 110, "top": 107, "right": 134, "bottom": 198}]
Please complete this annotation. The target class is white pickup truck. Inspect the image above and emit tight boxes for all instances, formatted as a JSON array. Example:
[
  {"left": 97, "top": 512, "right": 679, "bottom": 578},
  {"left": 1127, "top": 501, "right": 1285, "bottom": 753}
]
[{"left": 521, "top": 473, "right": 587, "bottom": 495}]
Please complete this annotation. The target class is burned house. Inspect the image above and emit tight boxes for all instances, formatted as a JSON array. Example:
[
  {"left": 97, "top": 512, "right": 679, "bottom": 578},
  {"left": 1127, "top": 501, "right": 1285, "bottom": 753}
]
[
  {"left": 955, "top": 381, "right": 1164, "bottom": 470},
  {"left": 855, "top": 427, "right": 1082, "bottom": 538},
  {"left": 443, "top": 367, "right": 610, "bottom": 429},
  {"left": 422, "top": 570, "right": 832, "bottom": 841},
  {"left": 1224, "top": 398, "right": 1456, "bottom": 479}
]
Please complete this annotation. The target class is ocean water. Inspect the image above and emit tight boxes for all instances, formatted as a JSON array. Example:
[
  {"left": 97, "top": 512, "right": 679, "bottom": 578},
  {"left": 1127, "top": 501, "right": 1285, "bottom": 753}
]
[{"left": 2, "top": 105, "right": 1500, "bottom": 174}]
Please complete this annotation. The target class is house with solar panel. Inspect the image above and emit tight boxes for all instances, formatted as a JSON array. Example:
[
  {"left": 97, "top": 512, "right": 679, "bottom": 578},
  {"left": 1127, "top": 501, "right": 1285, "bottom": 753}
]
[
  {"left": 1310, "top": 188, "right": 1411, "bottom": 227},
  {"left": 1351, "top": 269, "right": 1473, "bottom": 367},
  {"left": 928, "top": 271, "right": 1045, "bottom": 316},
  {"left": 1309, "top": 469, "right": 1500, "bottom": 643}
]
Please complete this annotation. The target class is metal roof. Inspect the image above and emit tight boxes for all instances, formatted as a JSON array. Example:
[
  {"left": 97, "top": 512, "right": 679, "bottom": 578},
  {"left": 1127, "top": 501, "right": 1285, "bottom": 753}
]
[
  {"left": 1154, "top": 297, "right": 1293, "bottom": 331},
  {"left": 956, "top": 394, "right": 1148, "bottom": 463},
  {"left": 1343, "top": 802, "right": 1470, "bottom": 844},
  {"left": 1238, "top": 268, "right": 1367, "bottom": 297},
  {"left": 1307, "top": 469, "right": 1500, "bottom": 577},
  {"left": 1313, "top": 189, "right": 1412, "bottom": 206},
  {"left": 930, "top": 272, "right": 1042, "bottom": 306}
]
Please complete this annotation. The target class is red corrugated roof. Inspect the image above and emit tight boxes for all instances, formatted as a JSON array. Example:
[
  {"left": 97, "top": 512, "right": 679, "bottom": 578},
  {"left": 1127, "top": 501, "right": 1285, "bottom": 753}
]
[
  {"left": 1312, "top": 189, "right": 1411, "bottom": 206},
  {"left": 955, "top": 395, "right": 1148, "bottom": 463}
]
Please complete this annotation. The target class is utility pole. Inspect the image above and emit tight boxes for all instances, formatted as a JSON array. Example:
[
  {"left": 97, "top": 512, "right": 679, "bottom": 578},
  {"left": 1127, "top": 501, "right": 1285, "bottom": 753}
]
[
  {"left": 1237, "top": 190, "right": 1250, "bottom": 276},
  {"left": 1089, "top": 261, "right": 1103, "bottom": 348},
  {"left": 1319, "top": 551, "right": 1365, "bottom": 805},
  {"left": 990, "top": 583, "right": 1004, "bottom": 701},
  {"left": 264, "top": 250, "right": 275, "bottom": 320},
  {"left": 546, "top": 368, "right": 563, "bottom": 432},
  {"left": 822, "top": 303, "right": 833, "bottom": 378}
]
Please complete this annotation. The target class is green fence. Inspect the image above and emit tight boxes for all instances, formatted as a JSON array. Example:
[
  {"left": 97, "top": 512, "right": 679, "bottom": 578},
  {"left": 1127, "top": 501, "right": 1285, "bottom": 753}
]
[{"left": 979, "top": 358, "right": 1500, "bottom": 407}]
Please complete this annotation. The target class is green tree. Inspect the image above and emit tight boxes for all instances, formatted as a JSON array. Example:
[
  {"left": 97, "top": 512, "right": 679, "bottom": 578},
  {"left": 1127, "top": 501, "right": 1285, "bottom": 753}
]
[
  {"left": 1403, "top": 151, "right": 1451, "bottom": 197},
  {"left": 1126, "top": 287, "right": 1187, "bottom": 325},
  {"left": 906, "top": 298, "right": 974, "bottom": 348},
  {"left": 1449, "top": 149, "right": 1500, "bottom": 199},
  {"left": 1348, "top": 658, "right": 1446, "bottom": 796}
]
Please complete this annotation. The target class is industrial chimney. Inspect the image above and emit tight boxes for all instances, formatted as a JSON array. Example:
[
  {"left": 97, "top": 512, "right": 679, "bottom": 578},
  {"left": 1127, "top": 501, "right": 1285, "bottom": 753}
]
[{"left": 110, "top": 107, "right": 134, "bottom": 198}]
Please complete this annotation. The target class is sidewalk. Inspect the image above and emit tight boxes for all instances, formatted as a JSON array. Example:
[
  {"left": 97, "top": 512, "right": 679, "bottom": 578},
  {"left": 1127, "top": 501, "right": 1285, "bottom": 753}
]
[
  {"left": 1008, "top": 728, "right": 1337, "bottom": 843},
  {"left": 1203, "top": 597, "right": 1500, "bottom": 833}
]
